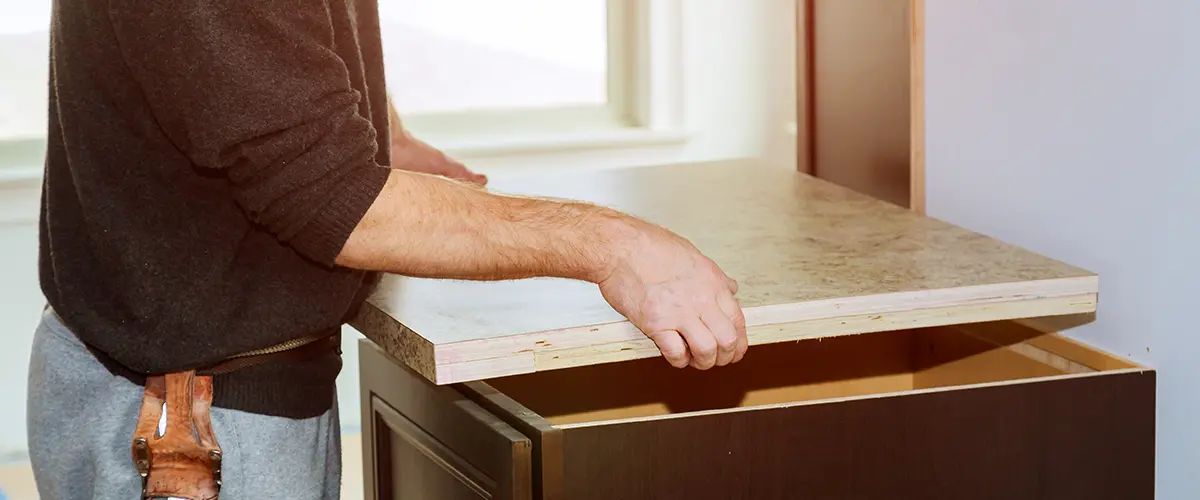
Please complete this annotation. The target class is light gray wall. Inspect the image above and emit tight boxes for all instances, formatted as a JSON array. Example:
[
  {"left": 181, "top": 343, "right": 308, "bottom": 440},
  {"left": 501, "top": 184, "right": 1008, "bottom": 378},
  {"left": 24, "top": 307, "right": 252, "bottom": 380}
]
[{"left": 926, "top": 1, "right": 1199, "bottom": 497}]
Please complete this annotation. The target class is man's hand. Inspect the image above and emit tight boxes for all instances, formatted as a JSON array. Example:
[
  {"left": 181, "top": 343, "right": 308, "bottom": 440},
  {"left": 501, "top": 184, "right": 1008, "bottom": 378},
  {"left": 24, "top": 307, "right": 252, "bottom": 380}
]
[
  {"left": 387, "top": 95, "right": 487, "bottom": 185},
  {"left": 597, "top": 221, "right": 747, "bottom": 370},
  {"left": 390, "top": 132, "right": 488, "bottom": 186}
]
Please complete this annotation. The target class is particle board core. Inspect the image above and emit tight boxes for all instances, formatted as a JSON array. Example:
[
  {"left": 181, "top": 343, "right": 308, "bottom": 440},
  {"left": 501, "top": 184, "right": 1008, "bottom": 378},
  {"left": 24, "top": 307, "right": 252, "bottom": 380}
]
[{"left": 351, "top": 159, "right": 1098, "bottom": 384}]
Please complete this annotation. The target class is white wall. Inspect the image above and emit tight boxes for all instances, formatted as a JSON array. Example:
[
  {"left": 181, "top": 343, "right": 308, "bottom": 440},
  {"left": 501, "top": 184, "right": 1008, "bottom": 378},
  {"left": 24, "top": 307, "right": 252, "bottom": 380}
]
[
  {"left": 0, "top": 0, "right": 797, "bottom": 458},
  {"left": 926, "top": 1, "right": 1199, "bottom": 497},
  {"left": 0, "top": 181, "right": 42, "bottom": 462}
]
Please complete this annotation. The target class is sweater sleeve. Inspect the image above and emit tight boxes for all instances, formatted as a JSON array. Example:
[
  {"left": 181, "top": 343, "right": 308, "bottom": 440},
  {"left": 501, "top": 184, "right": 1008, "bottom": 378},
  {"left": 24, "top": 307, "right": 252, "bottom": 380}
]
[{"left": 106, "top": 0, "right": 390, "bottom": 265}]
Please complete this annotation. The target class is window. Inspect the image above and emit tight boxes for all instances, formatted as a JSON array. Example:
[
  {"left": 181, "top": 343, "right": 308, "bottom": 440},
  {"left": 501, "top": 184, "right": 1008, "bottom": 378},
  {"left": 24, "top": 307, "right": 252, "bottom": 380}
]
[
  {"left": 0, "top": 2, "right": 50, "bottom": 144},
  {"left": 381, "top": 1, "right": 609, "bottom": 115},
  {"left": 0, "top": 0, "right": 677, "bottom": 170},
  {"left": 0, "top": 1, "right": 50, "bottom": 174},
  {"left": 380, "top": 0, "right": 668, "bottom": 146}
]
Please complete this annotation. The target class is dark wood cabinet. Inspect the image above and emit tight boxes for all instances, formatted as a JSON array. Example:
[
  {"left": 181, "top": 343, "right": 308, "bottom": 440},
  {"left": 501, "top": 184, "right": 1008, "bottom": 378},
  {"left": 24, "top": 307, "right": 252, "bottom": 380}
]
[
  {"left": 359, "top": 321, "right": 1155, "bottom": 500},
  {"left": 359, "top": 342, "right": 532, "bottom": 500}
]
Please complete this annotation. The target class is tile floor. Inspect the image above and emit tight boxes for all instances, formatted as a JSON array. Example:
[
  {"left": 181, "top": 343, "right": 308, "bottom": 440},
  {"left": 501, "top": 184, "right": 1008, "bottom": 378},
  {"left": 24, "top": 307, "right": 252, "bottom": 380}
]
[{"left": 0, "top": 433, "right": 365, "bottom": 499}]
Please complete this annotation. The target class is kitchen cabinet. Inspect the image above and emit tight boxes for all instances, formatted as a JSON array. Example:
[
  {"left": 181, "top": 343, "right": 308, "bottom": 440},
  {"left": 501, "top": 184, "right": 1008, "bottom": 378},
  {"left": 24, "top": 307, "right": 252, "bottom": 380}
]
[
  {"left": 353, "top": 1, "right": 1154, "bottom": 497},
  {"left": 353, "top": 160, "right": 1154, "bottom": 500}
]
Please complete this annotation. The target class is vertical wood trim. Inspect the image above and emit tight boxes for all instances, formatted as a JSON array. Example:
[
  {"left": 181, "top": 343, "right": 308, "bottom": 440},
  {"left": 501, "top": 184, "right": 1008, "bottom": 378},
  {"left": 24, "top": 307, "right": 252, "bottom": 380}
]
[
  {"left": 798, "top": 0, "right": 816, "bottom": 174},
  {"left": 798, "top": 0, "right": 925, "bottom": 206},
  {"left": 371, "top": 412, "right": 397, "bottom": 499},
  {"left": 460, "top": 381, "right": 567, "bottom": 500},
  {"left": 909, "top": 0, "right": 926, "bottom": 213},
  {"left": 606, "top": 0, "right": 639, "bottom": 126},
  {"left": 361, "top": 359, "right": 380, "bottom": 500}
]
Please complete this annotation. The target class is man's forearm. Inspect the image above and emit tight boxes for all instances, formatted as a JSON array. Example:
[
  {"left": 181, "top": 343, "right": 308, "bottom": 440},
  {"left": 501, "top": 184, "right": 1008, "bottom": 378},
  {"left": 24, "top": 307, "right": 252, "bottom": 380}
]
[{"left": 336, "top": 169, "right": 634, "bottom": 283}]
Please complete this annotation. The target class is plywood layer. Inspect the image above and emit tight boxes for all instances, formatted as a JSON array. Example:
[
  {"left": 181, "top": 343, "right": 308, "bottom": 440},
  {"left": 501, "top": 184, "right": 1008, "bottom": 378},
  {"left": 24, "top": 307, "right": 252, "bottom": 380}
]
[{"left": 351, "top": 160, "right": 1098, "bottom": 384}]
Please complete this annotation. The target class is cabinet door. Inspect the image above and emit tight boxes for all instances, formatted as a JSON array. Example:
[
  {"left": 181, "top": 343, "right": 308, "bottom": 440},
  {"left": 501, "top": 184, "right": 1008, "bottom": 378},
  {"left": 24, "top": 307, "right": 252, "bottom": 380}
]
[{"left": 360, "top": 340, "right": 532, "bottom": 500}]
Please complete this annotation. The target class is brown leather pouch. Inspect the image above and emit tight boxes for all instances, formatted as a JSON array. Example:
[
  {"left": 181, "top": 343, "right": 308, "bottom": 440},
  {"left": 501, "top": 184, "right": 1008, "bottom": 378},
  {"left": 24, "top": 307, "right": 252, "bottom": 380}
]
[
  {"left": 129, "top": 333, "right": 339, "bottom": 499},
  {"left": 132, "top": 371, "right": 222, "bottom": 500}
]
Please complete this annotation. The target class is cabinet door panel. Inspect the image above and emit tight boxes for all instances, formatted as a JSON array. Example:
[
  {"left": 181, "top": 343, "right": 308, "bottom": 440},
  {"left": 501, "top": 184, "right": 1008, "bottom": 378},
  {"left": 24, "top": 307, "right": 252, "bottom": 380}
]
[
  {"left": 360, "top": 340, "right": 532, "bottom": 500},
  {"left": 373, "top": 397, "right": 496, "bottom": 499}
]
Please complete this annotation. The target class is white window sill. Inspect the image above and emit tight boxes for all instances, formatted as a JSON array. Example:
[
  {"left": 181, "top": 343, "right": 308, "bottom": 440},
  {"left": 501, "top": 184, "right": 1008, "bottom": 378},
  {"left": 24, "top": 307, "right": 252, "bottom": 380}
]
[
  {"left": 0, "top": 166, "right": 41, "bottom": 190},
  {"left": 0, "top": 128, "right": 693, "bottom": 191},
  {"left": 432, "top": 127, "right": 691, "bottom": 160}
]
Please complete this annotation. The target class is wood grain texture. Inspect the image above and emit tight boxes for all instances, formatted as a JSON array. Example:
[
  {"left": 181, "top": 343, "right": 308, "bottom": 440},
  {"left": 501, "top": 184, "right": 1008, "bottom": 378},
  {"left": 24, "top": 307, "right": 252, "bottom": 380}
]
[
  {"left": 553, "top": 370, "right": 1154, "bottom": 500},
  {"left": 351, "top": 159, "right": 1098, "bottom": 384}
]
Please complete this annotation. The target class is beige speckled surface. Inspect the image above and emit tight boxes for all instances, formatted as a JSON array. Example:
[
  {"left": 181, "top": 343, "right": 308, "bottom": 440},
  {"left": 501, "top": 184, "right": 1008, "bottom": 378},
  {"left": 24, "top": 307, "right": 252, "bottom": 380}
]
[{"left": 352, "top": 159, "right": 1097, "bottom": 384}]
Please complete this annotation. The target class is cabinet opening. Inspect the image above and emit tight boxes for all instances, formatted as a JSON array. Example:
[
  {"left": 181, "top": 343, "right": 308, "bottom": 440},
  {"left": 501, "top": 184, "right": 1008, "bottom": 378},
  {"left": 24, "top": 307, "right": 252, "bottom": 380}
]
[{"left": 484, "top": 323, "right": 1120, "bottom": 426}]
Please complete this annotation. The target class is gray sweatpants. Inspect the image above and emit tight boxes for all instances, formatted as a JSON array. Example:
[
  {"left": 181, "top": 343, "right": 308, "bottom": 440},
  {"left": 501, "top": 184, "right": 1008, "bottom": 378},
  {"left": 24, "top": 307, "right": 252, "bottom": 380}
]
[{"left": 25, "top": 308, "right": 342, "bottom": 499}]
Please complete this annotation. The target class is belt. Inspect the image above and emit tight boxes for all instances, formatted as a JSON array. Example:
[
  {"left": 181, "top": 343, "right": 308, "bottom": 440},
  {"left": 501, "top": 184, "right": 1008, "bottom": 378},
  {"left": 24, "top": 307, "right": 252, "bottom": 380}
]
[{"left": 199, "top": 331, "right": 339, "bottom": 375}]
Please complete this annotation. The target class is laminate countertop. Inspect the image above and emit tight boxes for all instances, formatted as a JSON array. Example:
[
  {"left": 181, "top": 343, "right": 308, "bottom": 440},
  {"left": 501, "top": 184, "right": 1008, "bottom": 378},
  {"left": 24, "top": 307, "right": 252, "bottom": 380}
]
[{"left": 349, "top": 159, "right": 1097, "bottom": 384}]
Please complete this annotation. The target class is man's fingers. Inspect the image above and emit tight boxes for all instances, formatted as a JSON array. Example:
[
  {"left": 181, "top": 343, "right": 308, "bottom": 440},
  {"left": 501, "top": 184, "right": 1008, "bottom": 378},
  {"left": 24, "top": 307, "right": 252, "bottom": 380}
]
[
  {"left": 717, "top": 291, "right": 748, "bottom": 363},
  {"left": 678, "top": 318, "right": 719, "bottom": 370},
  {"left": 648, "top": 330, "right": 691, "bottom": 368},
  {"left": 701, "top": 305, "right": 739, "bottom": 367}
]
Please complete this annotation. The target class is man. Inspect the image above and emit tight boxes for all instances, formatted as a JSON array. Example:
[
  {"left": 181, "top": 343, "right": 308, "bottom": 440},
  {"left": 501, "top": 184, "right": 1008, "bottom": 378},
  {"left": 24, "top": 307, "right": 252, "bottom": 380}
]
[{"left": 27, "top": 0, "right": 747, "bottom": 498}]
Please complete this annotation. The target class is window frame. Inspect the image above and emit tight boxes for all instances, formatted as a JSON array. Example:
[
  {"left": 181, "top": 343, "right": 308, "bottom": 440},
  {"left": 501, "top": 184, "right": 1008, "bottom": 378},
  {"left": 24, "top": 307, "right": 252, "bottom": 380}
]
[{"left": 398, "top": 0, "right": 686, "bottom": 150}]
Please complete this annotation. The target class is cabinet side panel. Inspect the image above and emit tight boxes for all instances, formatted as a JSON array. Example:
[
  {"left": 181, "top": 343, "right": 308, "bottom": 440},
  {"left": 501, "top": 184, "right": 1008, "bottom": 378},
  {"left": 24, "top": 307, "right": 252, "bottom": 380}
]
[
  {"left": 812, "top": 0, "right": 912, "bottom": 207},
  {"left": 559, "top": 372, "right": 1155, "bottom": 500}
]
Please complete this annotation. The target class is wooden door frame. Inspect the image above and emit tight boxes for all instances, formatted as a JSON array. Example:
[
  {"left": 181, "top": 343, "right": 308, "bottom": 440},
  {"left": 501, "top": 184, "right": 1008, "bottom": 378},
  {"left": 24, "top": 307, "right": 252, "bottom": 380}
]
[
  {"left": 909, "top": 0, "right": 925, "bottom": 214},
  {"left": 797, "top": 0, "right": 925, "bottom": 214}
]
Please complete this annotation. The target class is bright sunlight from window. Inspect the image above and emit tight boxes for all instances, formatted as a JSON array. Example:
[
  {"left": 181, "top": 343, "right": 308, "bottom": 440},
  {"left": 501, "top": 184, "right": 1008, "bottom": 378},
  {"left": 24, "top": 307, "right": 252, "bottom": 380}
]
[
  {"left": 0, "top": 1, "right": 610, "bottom": 141},
  {"left": 0, "top": 2, "right": 49, "bottom": 141},
  {"left": 379, "top": 0, "right": 609, "bottom": 116}
]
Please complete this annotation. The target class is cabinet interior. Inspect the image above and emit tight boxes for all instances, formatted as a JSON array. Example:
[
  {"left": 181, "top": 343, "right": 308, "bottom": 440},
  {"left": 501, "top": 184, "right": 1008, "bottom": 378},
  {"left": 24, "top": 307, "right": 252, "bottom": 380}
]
[{"left": 485, "top": 323, "right": 1132, "bottom": 427}]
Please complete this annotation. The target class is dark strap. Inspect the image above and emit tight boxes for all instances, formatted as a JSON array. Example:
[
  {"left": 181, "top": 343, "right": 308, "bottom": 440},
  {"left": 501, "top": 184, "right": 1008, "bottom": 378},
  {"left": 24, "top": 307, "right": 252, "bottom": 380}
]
[{"left": 198, "top": 333, "right": 340, "bottom": 376}]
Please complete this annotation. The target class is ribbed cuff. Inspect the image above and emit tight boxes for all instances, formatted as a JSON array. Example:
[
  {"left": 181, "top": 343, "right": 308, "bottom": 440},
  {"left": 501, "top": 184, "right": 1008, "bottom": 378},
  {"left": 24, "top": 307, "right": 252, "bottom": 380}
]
[{"left": 291, "top": 164, "right": 391, "bottom": 266}]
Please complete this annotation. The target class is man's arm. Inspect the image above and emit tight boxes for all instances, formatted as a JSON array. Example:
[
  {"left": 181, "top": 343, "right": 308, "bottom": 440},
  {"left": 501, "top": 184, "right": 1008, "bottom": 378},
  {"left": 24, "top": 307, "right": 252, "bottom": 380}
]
[
  {"left": 336, "top": 169, "right": 624, "bottom": 282},
  {"left": 338, "top": 169, "right": 748, "bottom": 370}
]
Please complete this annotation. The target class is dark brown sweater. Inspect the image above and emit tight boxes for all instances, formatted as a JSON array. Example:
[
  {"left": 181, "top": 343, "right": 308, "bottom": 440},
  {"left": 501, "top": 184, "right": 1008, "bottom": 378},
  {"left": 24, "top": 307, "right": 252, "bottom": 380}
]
[{"left": 39, "top": 0, "right": 393, "bottom": 417}]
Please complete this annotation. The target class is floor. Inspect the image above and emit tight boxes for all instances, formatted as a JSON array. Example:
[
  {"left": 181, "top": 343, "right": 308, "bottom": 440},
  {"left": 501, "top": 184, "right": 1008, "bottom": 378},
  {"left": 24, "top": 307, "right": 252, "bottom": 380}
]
[{"left": 0, "top": 433, "right": 365, "bottom": 499}]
